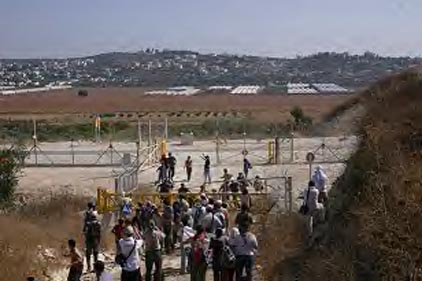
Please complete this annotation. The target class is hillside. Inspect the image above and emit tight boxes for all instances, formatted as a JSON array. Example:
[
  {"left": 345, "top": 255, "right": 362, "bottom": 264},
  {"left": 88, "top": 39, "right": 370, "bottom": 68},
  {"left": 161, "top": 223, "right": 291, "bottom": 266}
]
[
  {"left": 1, "top": 51, "right": 420, "bottom": 88},
  {"left": 272, "top": 71, "right": 422, "bottom": 280}
]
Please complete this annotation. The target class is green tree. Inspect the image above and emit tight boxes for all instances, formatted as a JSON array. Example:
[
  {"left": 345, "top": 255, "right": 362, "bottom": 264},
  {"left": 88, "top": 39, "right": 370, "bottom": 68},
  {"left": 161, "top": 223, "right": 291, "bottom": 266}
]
[
  {"left": 290, "top": 106, "right": 313, "bottom": 129},
  {"left": 0, "top": 147, "right": 24, "bottom": 204}
]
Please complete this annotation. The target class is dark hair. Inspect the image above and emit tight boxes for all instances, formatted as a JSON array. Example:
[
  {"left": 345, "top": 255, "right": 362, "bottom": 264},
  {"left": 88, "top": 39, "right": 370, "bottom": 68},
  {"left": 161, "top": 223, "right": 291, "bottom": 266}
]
[
  {"left": 195, "top": 225, "right": 204, "bottom": 233},
  {"left": 308, "top": 180, "right": 315, "bottom": 187},
  {"left": 222, "top": 202, "right": 228, "bottom": 208},
  {"left": 68, "top": 239, "right": 76, "bottom": 248},
  {"left": 94, "top": 260, "right": 105, "bottom": 273},
  {"left": 208, "top": 198, "right": 215, "bottom": 205},
  {"left": 215, "top": 228, "right": 223, "bottom": 238}
]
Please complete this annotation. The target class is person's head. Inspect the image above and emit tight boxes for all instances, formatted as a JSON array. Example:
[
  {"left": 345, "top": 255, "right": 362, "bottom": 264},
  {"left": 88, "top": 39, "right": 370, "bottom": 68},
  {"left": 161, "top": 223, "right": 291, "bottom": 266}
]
[
  {"left": 180, "top": 183, "right": 185, "bottom": 189},
  {"left": 241, "top": 203, "right": 249, "bottom": 212},
  {"left": 238, "top": 172, "right": 243, "bottom": 177},
  {"left": 68, "top": 239, "right": 76, "bottom": 249},
  {"left": 124, "top": 226, "right": 134, "bottom": 238},
  {"left": 206, "top": 205, "right": 213, "bottom": 213},
  {"left": 208, "top": 198, "right": 215, "bottom": 206},
  {"left": 118, "top": 218, "right": 124, "bottom": 225},
  {"left": 87, "top": 201, "right": 95, "bottom": 210},
  {"left": 94, "top": 260, "right": 105, "bottom": 276},
  {"left": 195, "top": 224, "right": 205, "bottom": 234},
  {"left": 163, "top": 198, "right": 171, "bottom": 206},
  {"left": 215, "top": 228, "right": 223, "bottom": 238},
  {"left": 214, "top": 200, "right": 222, "bottom": 209},
  {"left": 316, "top": 165, "right": 323, "bottom": 171},
  {"left": 223, "top": 168, "right": 228, "bottom": 173},
  {"left": 230, "top": 227, "right": 240, "bottom": 239},
  {"left": 187, "top": 156, "right": 191, "bottom": 160},
  {"left": 308, "top": 180, "right": 315, "bottom": 188},
  {"left": 222, "top": 202, "right": 228, "bottom": 209},
  {"left": 241, "top": 187, "right": 249, "bottom": 195},
  {"left": 255, "top": 175, "right": 260, "bottom": 179},
  {"left": 168, "top": 152, "right": 172, "bottom": 157},
  {"left": 200, "top": 185, "right": 206, "bottom": 192},
  {"left": 205, "top": 155, "right": 209, "bottom": 159}
]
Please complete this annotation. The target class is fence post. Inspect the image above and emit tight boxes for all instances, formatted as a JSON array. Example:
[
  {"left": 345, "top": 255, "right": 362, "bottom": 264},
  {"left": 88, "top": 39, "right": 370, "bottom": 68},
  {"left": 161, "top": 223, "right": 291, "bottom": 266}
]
[
  {"left": 290, "top": 133, "right": 294, "bottom": 163},
  {"left": 287, "top": 176, "right": 293, "bottom": 214}
]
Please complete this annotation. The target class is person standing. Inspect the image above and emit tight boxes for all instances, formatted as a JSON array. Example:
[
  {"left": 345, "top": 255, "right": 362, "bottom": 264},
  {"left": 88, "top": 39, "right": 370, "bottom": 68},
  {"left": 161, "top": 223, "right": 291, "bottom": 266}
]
[
  {"left": 143, "top": 222, "right": 165, "bottom": 281},
  {"left": 162, "top": 199, "right": 174, "bottom": 254},
  {"left": 201, "top": 154, "right": 212, "bottom": 185},
  {"left": 185, "top": 156, "right": 193, "bottom": 182},
  {"left": 243, "top": 158, "right": 252, "bottom": 179},
  {"left": 84, "top": 212, "right": 102, "bottom": 272},
  {"left": 66, "top": 239, "right": 83, "bottom": 281},
  {"left": 209, "top": 228, "right": 228, "bottom": 281},
  {"left": 191, "top": 226, "right": 208, "bottom": 281},
  {"left": 179, "top": 219, "right": 195, "bottom": 274},
  {"left": 235, "top": 204, "right": 253, "bottom": 233},
  {"left": 168, "top": 152, "right": 177, "bottom": 181},
  {"left": 231, "top": 229, "right": 258, "bottom": 281},
  {"left": 303, "top": 180, "right": 323, "bottom": 237},
  {"left": 119, "top": 226, "right": 142, "bottom": 281},
  {"left": 312, "top": 166, "right": 328, "bottom": 206},
  {"left": 112, "top": 218, "right": 125, "bottom": 254}
]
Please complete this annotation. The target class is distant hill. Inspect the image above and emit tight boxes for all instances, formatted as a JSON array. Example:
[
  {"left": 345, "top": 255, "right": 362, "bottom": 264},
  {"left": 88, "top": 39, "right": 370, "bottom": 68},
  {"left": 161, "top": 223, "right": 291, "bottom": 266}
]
[{"left": 1, "top": 50, "right": 421, "bottom": 88}]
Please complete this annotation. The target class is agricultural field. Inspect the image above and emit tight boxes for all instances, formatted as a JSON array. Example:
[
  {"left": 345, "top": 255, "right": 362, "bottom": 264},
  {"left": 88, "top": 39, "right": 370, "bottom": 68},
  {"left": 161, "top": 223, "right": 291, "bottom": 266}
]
[{"left": 0, "top": 88, "right": 355, "bottom": 123}]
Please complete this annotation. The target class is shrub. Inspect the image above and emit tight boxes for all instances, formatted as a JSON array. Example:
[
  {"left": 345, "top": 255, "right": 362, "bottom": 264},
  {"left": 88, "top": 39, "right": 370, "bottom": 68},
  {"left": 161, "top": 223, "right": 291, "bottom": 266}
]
[{"left": 0, "top": 147, "right": 24, "bottom": 205}]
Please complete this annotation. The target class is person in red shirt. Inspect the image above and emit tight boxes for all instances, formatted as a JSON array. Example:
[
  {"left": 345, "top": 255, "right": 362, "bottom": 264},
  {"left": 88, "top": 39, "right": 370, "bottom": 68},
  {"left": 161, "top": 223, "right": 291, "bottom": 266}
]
[
  {"left": 191, "top": 226, "right": 208, "bottom": 281},
  {"left": 112, "top": 218, "right": 125, "bottom": 254}
]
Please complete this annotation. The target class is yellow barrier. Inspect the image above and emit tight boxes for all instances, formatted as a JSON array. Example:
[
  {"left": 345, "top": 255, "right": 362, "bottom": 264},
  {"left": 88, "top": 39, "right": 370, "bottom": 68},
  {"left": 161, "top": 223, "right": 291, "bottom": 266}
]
[
  {"left": 267, "top": 140, "right": 275, "bottom": 163},
  {"left": 96, "top": 188, "right": 269, "bottom": 214}
]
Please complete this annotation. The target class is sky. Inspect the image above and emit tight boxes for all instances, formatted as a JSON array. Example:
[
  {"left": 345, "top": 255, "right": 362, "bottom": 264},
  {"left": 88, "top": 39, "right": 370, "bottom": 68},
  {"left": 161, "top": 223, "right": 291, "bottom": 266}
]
[{"left": 0, "top": 0, "right": 421, "bottom": 59}]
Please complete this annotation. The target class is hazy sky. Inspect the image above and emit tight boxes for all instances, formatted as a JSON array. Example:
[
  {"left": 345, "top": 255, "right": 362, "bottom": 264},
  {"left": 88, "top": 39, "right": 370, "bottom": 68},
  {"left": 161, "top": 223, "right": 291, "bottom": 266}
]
[{"left": 0, "top": 0, "right": 421, "bottom": 58}]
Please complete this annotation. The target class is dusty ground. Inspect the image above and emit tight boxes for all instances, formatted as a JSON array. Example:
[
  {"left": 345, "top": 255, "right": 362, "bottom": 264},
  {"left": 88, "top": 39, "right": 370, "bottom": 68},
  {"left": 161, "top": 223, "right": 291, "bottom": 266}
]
[
  {"left": 0, "top": 88, "right": 354, "bottom": 123},
  {"left": 16, "top": 136, "right": 358, "bottom": 208}
]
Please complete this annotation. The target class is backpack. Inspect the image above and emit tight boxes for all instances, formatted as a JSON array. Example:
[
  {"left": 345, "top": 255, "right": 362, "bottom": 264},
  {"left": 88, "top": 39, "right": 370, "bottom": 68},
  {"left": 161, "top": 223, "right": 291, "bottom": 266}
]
[
  {"left": 222, "top": 244, "right": 236, "bottom": 268},
  {"left": 86, "top": 220, "right": 101, "bottom": 238}
]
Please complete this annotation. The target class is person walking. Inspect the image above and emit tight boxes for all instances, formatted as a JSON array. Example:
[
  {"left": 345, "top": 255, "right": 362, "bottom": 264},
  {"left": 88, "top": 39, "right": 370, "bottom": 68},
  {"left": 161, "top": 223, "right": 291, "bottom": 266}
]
[
  {"left": 225, "top": 228, "right": 240, "bottom": 281},
  {"left": 231, "top": 228, "right": 258, "bottom": 281},
  {"left": 143, "top": 222, "right": 165, "bottom": 281},
  {"left": 66, "top": 239, "right": 83, "bottom": 281},
  {"left": 185, "top": 156, "right": 193, "bottom": 182},
  {"left": 119, "top": 226, "right": 142, "bottom": 281},
  {"left": 84, "top": 212, "right": 102, "bottom": 272},
  {"left": 201, "top": 154, "right": 212, "bottom": 185},
  {"left": 191, "top": 226, "right": 208, "bottom": 281}
]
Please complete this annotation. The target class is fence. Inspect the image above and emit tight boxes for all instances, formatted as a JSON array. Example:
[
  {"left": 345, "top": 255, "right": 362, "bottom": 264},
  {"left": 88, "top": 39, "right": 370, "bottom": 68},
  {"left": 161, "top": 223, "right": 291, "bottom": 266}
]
[{"left": 97, "top": 175, "right": 293, "bottom": 215}]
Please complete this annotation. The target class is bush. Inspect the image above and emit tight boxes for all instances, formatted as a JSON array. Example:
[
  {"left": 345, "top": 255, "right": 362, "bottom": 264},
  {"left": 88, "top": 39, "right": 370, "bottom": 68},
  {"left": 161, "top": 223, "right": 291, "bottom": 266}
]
[
  {"left": 77, "top": 89, "right": 88, "bottom": 97},
  {"left": 290, "top": 106, "right": 313, "bottom": 130},
  {"left": 0, "top": 147, "right": 24, "bottom": 205}
]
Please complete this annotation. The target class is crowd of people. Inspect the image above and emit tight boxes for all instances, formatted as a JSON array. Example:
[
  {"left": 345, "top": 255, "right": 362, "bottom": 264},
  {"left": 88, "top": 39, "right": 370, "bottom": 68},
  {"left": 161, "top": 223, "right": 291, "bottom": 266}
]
[{"left": 64, "top": 151, "right": 261, "bottom": 281}]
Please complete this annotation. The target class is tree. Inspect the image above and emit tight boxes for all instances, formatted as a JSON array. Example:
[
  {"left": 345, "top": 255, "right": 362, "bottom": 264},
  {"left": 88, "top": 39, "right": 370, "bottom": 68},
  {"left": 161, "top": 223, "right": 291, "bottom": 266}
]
[
  {"left": 0, "top": 147, "right": 24, "bottom": 204},
  {"left": 290, "top": 106, "right": 313, "bottom": 130},
  {"left": 78, "top": 89, "right": 88, "bottom": 97}
]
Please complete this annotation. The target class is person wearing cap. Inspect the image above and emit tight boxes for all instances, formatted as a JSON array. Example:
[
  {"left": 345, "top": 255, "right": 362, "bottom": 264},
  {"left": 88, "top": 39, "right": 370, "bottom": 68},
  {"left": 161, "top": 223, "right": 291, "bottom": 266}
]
[
  {"left": 119, "top": 226, "right": 142, "bottom": 281},
  {"left": 143, "top": 222, "right": 165, "bottom": 281}
]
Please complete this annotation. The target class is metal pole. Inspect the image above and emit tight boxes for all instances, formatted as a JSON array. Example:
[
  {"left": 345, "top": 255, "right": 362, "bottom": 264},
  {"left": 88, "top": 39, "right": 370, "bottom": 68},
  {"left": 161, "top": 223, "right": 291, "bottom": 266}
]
[
  {"left": 287, "top": 177, "right": 293, "bottom": 214},
  {"left": 136, "top": 141, "right": 140, "bottom": 166},
  {"left": 290, "top": 133, "right": 294, "bottom": 163},
  {"left": 148, "top": 119, "right": 152, "bottom": 165},
  {"left": 164, "top": 117, "right": 168, "bottom": 140},
  {"left": 216, "top": 119, "right": 221, "bottom": 165},
  {"left": 138, "top": 120, "right": 142, "bottom": 146}
]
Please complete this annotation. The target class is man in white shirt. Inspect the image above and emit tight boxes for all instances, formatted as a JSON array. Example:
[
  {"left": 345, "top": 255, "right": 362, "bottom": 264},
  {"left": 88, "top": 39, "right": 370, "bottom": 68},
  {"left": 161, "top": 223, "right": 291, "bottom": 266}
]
[
  {"left": 303, "top": 181, "right": 324, "bottom": 237},
  {"left": 178, "top": 220, "right": 195, "bottom": 274},
  {"left": 230, "top": 229, "right": 258, "bottom": 281},
  {"left": 118, "top": 226, "right": 142, "bottom": 281}
]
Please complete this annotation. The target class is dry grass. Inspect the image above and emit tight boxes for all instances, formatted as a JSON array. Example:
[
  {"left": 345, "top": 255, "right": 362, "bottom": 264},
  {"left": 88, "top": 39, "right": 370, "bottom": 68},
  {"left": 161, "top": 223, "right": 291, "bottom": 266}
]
[
  {"left": 269, "top": 71, "right": 422, "bottom": 281},
  {"left": 0, "top": 194, "right": 102, "bottom": 280}
]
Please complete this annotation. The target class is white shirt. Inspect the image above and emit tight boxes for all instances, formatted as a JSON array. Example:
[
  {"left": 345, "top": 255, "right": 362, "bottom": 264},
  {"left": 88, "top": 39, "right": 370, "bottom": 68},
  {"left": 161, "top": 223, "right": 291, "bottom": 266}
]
[
  {"left": 304, "top": 186, "right": 319, "bottom": 212},
  {"left": 179, "top": 226, "right": 195, "bottom": 249},
  {"left": 98, "top": 271, "right": 113, "bottom": 281},
  {"left": 118, "top": 237, "right": 142, "bottom": 272},
  {"left": 312, "top": 170, "right": 328, "bottom": 192},
  {"left": 230, "top": 232, "right": 258, "bottom": 256}
]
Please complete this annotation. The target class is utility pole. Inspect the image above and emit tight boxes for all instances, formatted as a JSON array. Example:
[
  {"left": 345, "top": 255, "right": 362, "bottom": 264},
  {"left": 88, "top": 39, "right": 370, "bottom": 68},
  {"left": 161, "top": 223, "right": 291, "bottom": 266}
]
[
  {"left": 164, "top": 117, "right": 168, "bottom": 141},
  {"left": 216, "top": 118, "right": 221, "bottom": 165},
  {"left": 148, "top": 119, "right": 152, "bottom": 165}
]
